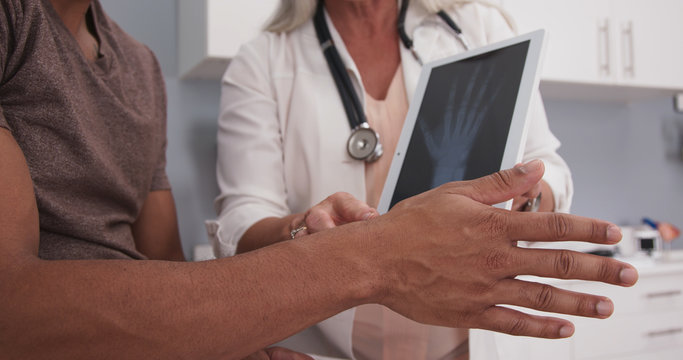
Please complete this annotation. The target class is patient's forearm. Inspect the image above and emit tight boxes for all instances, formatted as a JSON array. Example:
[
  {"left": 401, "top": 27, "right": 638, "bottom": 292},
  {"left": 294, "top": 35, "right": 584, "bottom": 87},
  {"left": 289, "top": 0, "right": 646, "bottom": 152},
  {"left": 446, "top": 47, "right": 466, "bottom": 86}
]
[{"left": 1, "top": 226, "right": 377, "bottom": 360}]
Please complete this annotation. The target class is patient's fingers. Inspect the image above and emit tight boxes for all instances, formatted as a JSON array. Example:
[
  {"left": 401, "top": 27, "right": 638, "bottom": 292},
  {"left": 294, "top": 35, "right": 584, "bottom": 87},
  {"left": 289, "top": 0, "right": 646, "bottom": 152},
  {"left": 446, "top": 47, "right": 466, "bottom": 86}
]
[
  {"left": 491, "top": 278, "right": 614, "bottom": 319},
  {"left": 477, "top": 306, "right": 574, "bottom": 339},
  {"left": 511, "top": 248, "right": 638, "bottom": 286},
  {"left": 506, "top": 212, "right": 622, "bottom": 244}
]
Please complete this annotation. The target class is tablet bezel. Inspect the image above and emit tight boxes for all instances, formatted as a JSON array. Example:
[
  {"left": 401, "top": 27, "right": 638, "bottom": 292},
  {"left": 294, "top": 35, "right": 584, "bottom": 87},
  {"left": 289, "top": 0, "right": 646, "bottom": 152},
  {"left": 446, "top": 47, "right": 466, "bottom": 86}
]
[{"left": 377, "top": 29, "right": 546, "bottom": 214}]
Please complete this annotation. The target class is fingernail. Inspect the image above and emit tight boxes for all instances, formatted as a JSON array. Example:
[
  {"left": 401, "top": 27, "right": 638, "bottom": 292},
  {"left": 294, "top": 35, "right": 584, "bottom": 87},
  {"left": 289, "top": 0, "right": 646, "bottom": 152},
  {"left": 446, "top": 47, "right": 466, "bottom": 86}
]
[
  {"left": 362, "top": 211, "right": 374, "bottom": 220},
  {"left": 519, "top": 159, "right": 542, "bottom": 174},
  {"left": 606, "top": 225, "right": 622, "bottom": 244},
  {"left": 619, "top": 268, "right": 638, "bottom": 286},
  {"left": 596, "top": 299, "right": 613, "bottom": 316},
  {"left": 559, "top": 324, "right": 574, "bottom": 338}
]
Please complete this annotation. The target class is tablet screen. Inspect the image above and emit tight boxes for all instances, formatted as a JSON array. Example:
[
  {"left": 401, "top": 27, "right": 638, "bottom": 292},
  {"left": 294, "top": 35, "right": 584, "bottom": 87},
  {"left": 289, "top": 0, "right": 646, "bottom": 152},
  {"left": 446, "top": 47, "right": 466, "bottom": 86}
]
[{"left": 389, "top": 41, "right": 530, "bottom": 209}]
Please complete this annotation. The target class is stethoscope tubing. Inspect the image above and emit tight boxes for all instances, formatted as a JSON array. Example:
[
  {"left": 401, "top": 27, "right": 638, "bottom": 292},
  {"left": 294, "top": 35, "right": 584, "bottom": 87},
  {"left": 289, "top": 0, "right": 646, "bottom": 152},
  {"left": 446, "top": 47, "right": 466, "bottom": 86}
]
[
  {"left": 314, "top": 0, "right": 469, "bottom": 161},
  {"left": 314, "top": 2, "right": 367, "bottom": 130}
]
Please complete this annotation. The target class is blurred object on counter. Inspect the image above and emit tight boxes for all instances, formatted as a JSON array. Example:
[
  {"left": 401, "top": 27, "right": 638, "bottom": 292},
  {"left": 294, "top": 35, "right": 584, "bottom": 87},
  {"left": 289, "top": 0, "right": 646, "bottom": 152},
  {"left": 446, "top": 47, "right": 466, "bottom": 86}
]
[
  {"left": 619, "top": 225, "right": 662, "bottom": 259},
  {"left": 643, "top": 217, "right": 680, "bottom": 256},
  {"left": 643, "top": 217, "right": 681, "bottom": 242}
]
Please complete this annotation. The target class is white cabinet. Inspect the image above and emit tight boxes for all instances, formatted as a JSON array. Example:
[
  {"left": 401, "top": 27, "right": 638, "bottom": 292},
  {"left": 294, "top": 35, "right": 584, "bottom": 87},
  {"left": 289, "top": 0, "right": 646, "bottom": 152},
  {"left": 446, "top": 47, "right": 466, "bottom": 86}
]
[
  {"left": 471, "top": 259, "right": 683, "bottom": 360},
  {"left": 178, "top": 0, "right": 278, "bottom": 79},
  {"left": 502, "top": 0, "right": 611, "bottom": 85},
  {"left": 613, "top": 0, "right": 683, "bottom": 90},
  {"left": 178, "top": 0, "right": 683, "bottom": 100},
  {"left": 501, "top": 0, "right": 683, "bottom": 100}
]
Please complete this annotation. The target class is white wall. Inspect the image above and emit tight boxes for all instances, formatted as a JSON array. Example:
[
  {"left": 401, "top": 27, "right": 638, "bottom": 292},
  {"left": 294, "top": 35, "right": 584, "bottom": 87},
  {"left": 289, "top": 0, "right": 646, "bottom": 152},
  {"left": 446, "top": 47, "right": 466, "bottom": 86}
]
[{"left": 100, "top": 0, "right": 683, "bottom": 257}]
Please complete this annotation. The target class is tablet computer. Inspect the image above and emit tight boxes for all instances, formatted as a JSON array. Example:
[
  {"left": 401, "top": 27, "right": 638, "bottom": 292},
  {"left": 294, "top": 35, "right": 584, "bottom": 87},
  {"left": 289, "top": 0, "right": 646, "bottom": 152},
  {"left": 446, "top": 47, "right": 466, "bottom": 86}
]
[{"left": 377, "top": 30, "right": 546, "bottom": 214}]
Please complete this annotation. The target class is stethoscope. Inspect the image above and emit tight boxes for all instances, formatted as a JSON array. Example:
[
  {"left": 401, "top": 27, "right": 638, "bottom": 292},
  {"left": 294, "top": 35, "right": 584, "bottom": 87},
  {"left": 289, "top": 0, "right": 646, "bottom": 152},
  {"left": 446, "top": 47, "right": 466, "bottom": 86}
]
[{"left": 313, "top": 0, "right": 470, "bottom": 162}]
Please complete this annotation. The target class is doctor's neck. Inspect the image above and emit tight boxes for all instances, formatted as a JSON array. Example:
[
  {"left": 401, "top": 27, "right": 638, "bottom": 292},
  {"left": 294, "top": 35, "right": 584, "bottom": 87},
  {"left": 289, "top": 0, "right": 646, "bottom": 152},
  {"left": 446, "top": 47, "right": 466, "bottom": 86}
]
[{"left": 324, "top": 0, "right": 398, "bottom": 39}]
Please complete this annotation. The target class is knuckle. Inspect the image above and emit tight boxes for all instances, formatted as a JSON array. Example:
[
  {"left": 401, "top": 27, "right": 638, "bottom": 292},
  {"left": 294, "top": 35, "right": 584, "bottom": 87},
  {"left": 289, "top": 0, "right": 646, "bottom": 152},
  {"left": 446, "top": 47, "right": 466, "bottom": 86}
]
[
  {"left": 574, "top": 295, "right": 597, "bottom": 316},
  {"left": 476, "top": 210, "right": 509, "bottom": 238},
  {"left": 483, "top": 249, "right": 510, "bottom": 272},
  {"left": 305, "top": 209, "right": 324, "bottom": 227},
  {"left": 549, "top": 213, "right": 572, "bottom": 240},
  {"left": 325, "top": 193, "right": 341, "bottom": 206},
  {"left": 490, "top": 170, "right": 515, "bottom": 191},
  {"left": 533, "top": 284, "right": 556, "bottom": 310},
  {"left": 335, "top": 191, "right": 353, "bottom": 202},
  {"left": 555, "top": 250, "right": 578, "bottom": 278},
  {"left": 590, "top": 221, "right": 602, "bottom": 242},
  {"left": 505, "top": 317, "right": 529, "bottom": 336},
  {"left": 596, "top": 259, "right": 617, "bottom": 283}
]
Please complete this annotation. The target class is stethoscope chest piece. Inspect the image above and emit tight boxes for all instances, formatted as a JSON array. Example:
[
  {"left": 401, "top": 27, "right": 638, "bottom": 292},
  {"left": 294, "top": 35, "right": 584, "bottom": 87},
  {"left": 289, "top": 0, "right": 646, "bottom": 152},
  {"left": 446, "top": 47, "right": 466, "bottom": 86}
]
[{"left": 347, "top": 123, "right": 383, "bottom": 162}]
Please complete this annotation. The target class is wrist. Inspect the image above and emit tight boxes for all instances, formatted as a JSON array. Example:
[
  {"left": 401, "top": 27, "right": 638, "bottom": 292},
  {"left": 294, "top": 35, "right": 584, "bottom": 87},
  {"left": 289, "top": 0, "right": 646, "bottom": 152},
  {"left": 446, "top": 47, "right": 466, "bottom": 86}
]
[
  {"left": 330, "top": 219, "right": 390, "bottom": 306},
  {"left": 349, "top": 218, "right": 395, "bottom": 306}
]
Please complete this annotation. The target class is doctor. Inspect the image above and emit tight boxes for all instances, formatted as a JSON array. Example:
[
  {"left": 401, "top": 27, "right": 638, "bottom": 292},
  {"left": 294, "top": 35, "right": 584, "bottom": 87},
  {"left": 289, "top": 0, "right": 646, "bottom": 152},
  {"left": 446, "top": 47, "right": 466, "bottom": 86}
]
[{"left": 211, "top": 0, "right": 574, "bottom": 358}]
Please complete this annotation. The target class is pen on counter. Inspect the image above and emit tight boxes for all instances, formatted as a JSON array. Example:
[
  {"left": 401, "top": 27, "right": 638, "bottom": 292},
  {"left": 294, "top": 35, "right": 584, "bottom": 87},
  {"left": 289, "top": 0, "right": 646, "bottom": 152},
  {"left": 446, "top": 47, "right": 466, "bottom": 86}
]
[{"left": 642, "top": 217, "right": 658, "bottom": 230}]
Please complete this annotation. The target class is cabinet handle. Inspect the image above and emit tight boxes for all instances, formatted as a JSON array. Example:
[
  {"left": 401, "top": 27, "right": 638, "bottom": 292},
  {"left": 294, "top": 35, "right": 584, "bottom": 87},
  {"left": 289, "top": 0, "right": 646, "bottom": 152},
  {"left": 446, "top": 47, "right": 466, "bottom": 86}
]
[
  {"left": 621, "top": 21, "right": 635, "bottom": 78},
  {"left": 598, "top": 18, "right": 611, "bottom": 77},
  {"left": 646, "top": 290, "right": 682, "bottom": 299},
  {"left": 645, "top": 328, "right": 683, "bottom": 338}
]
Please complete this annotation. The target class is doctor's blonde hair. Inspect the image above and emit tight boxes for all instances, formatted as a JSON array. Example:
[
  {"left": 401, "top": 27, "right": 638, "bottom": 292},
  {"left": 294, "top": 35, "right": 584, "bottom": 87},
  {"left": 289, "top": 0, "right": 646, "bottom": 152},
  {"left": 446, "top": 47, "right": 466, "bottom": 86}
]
[{"left": 265, "top": 0, "right": 515, "bottom": 33}]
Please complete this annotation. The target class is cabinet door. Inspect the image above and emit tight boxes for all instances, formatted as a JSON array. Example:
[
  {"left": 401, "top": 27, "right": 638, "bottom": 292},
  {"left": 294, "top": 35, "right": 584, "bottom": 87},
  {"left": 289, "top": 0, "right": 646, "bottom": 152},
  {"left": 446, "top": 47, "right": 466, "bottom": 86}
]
[
  {"left": 178, "top": 0, "right": 278, "bottom": 78},
  {"left": 502, "top": 0, "right": 612, "bottom": 84},
  {"left": 206, "top": 0, "right": 279, "bottom": 58},
  {"left": 612, "top": 0, "right": 683, "bottom": 89}
]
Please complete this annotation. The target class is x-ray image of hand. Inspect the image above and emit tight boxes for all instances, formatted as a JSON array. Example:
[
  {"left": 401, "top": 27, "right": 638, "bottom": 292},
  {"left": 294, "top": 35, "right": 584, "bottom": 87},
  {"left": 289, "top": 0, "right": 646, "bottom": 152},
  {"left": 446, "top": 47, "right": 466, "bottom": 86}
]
[{"left": 418, "top": 63, "right": 502, "bottom": 187}]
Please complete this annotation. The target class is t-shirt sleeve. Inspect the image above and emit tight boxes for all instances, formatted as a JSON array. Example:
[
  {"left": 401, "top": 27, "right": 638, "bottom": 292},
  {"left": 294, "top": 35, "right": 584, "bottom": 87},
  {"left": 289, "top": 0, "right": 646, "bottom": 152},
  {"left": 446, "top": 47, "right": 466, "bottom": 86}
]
[
  {"left": 0, "top": 0, "right": 12, "bottom": 131},
  {"left": 150, "top": 135, "right": 170, "bottom": 191},
  {"left": 0, "top": 0, "right": 23, "bottom": 132},
  {"left": 0, "top": 108, "right": 10, "bottom": 131},
  {"left": 149, "top": 53, "right": 170, "bottom": 191}
]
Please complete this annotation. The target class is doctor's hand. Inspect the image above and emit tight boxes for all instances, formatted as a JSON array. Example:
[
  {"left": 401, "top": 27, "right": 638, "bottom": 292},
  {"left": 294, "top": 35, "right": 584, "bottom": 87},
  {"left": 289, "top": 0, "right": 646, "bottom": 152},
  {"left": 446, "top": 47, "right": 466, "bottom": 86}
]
[
  {"left": 359, "top": 160, "right": 638, "bottom": 339},
  {"left": 510, "top": 163, "right": 554, "bottom": 212},
  {"left": 242, "top": 347, "right": 313, "bottom": 360},
  {"left": 289, "top": 192, "right": 379, "bottom": 239},
  {"left": 238, "top": 192, "right": 378, "bottom": 253}
]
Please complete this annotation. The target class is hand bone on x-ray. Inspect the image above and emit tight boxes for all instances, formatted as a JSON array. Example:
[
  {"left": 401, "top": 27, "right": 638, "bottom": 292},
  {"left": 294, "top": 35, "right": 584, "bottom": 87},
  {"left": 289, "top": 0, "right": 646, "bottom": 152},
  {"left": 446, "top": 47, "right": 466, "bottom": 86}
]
[{"left": 419, "top": 63, "right": 503, "bottom": 187}]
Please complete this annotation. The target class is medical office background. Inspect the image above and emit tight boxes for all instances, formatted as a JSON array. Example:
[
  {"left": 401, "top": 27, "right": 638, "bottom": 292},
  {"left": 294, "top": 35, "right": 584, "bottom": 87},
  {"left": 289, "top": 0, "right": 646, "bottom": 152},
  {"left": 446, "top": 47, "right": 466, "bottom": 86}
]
[{"left": 99, "top": 0, "right": 683, "bottom": 258}]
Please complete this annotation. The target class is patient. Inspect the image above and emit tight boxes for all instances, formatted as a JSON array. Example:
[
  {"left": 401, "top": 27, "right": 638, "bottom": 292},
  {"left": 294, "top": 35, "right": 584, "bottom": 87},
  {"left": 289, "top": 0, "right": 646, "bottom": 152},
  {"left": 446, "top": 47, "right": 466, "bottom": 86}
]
[{"left": 0, "top": 0, "right": 637, "bottom": 359}]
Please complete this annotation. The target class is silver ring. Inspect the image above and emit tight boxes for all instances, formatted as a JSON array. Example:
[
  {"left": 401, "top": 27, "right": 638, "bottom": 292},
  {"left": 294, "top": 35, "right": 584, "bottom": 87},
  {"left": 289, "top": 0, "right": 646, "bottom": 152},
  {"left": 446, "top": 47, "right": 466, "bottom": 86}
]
[{"left": 290, "top": 225, "right": 308, "bottom": 239}]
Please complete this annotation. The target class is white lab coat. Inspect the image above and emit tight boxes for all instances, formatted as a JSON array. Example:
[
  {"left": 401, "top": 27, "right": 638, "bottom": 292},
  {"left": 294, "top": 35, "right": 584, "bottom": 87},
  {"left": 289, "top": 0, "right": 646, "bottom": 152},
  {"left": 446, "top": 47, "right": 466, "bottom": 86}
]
[{"left": 207, "top": 1, "right": 573, "bottom": 358}]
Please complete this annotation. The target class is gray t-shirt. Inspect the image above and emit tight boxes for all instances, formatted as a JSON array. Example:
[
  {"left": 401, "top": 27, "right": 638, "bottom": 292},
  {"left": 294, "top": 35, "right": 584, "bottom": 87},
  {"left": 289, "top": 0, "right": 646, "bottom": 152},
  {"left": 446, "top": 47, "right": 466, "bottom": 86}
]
[{"left": 0, "top": 0, "right": 169, "bottom": 259}]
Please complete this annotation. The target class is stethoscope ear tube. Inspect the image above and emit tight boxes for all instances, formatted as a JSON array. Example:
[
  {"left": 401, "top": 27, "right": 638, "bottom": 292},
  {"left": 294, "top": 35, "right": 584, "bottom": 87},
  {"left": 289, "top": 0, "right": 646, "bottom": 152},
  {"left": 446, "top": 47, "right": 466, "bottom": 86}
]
[{"left": 398, "top": 0, "right": 470, "bottom": 62}]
